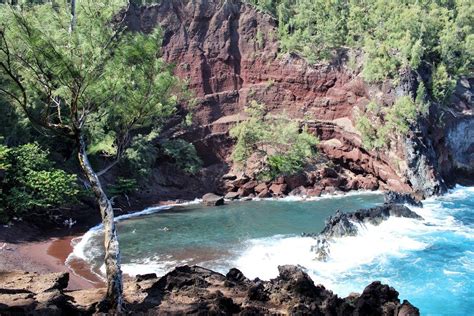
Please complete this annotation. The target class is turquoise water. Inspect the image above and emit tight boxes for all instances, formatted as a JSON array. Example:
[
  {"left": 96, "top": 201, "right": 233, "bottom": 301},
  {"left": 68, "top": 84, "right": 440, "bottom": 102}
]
[{"left": 70, "top": 188, "right": 474, "bottom": 316}]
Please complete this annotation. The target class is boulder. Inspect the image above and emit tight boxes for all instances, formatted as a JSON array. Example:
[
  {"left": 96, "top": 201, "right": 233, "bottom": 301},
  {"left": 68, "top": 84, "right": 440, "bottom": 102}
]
[
  {"left": 240, "top": 180, "right": 258, "bottom": 196},
  {"left": 257, "top": 188, "right": 271, "bottom": 198},
  {"left": 397, "top": 300, "right": 420, "bottom": 316},
  {"left": 202, "top": 193, "right": 224, "bottom": 206},
  {"left": 355, "top": 281, "right": 400, "bottom": 316},
  {"left": 254, "top": 183, "right": 268, "bottom": 194},
  {"left": 269, "top": 183, "right": 287, "bottom": 196},
  {"left": 224, "top": 191, "right": 240, "bottom": 200},
  {"left": 319, "top": 204, "right": 423, "bottom": 239},
  {"left": 274, "top": 176, "right": 285, "bottom": 184},
  {"left": 321, "top": 167, "right": 339, "bottom": 178},
  {"left": 222, "top": 173, "right": 237, "bottom": 180},
  {"left": 307, "top": 186, "right": 323, "bottom": 197},
  {"left": 321, "top": 210, "right": 358, "bottom": 238},
  {"left": 285, "top": 173, "right": 308, "bottom": 190},
  {"left": 0, "top": 271, "right": 72, "bottom": 315},
  {"left": 0, "top": 266, "right": 419, "bottom": 315},
  {"left": 289, "top": 186, "right": 307, "bottom": 196},
  {"left": 320, "top": 177, "right": 342, "bottom": 188}
]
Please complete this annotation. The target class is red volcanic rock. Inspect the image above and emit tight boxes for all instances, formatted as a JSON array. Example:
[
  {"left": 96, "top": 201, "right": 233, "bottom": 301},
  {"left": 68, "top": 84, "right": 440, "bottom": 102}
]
[
  {"left": 269, "top": 183, "right": 288, "bottom": 196},
  {"left": 257, "top": 188, "right": 271, "bottom": 198},
  {"left": 307, "top": 186, "right": 323, "bottom": 197},
  {"left": 254, "top": 183, "right": 268, "bottom": 194},
  {"left": 242, "top": 180, "right": 258, "bottom": 191},
  {"left": 122, "top": 0, "right": 457, "bottom": 198},
  {"left": 202, "top": 193, "right": 224, "bottom": 206},
  {"left": 285, "top": 173, "right": 309, "bottom": 190},
  {"left": 289, "top": 186, "right": 307, "bottom": 196},
  {"left": 238, "top": 180, "right": 258, "bottom": 197},
  {"left": 320, "top": 177, "right": 343, "bottom": 189},
  {"left": 321, "top": 167, "right": 339, "bottom": 178},
  {"left": 274, "top": 176, "right": 286, "bottom": 185},
  {"left": 224, "top": 191, "right": 240, "bottom": 200}
]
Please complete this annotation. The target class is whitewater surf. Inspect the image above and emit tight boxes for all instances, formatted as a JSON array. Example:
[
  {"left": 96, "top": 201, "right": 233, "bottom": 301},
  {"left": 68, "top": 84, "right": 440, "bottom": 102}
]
[{"left": 68, "top": 187, "right": 473, "bottom": 315}]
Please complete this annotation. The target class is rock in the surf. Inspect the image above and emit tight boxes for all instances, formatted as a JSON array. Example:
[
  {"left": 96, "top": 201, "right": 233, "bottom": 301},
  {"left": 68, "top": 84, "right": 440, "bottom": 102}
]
[
  {"left": 202, "top": 193, "right": 224, "bottom": 206},
  {"left": 384, "top": 191, "right": 423, "bottom": 207},
  {"left": 320, "top": 204, "right": 423, "bottom": 238},
  {"left": 307, "top": 204, "right": 423, "bottom": 261}
]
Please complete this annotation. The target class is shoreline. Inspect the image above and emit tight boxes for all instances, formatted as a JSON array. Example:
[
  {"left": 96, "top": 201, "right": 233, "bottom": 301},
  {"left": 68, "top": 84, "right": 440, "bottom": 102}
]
[
  {"left": 0, "top": 189, "right": 400, "bottom": 288},
  {"left": 0, "top": 236, "right": 103, "bottom": 290}
]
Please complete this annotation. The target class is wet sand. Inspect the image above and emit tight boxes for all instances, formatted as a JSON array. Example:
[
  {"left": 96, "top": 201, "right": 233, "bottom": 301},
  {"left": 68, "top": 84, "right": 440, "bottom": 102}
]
[{"left": 1, "top": 236, "right": 104, "bottom": 290}]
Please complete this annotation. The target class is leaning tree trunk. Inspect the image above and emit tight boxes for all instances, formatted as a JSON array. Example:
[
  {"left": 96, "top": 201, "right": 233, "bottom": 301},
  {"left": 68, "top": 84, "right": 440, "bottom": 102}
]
[{"left": 77, "top": 135, "right": 123, "bottom": 313}]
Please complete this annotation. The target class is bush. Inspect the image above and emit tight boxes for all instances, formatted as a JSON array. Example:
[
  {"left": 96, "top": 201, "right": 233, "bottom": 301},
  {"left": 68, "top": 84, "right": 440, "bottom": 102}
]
[
  {"left": 230, "top": 101, "right": 318, "bottom": 178},
  {"left": 248, "top": 0, "right": 471, "bottom": 95},
  {"left": 108, "top": 177, "right": 138, "bottom": 197},
  {"left": 386, "top": 96, "right": 418, "bottom": 135},
  {"left": 161, "top": 139, "right": 203, "bottom": 174},
  {"left": 356, "top": 96, "right": 421, "bottom": 150},
  {"left": 0, "top": 143, "right": 79, "bottom": 222},
  {"left": 432, "top": 63, "right": 457, "bottom": 104}
]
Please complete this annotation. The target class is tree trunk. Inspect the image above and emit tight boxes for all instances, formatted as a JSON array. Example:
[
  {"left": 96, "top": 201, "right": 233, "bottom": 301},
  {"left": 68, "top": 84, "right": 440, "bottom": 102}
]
[
  {"left": 77, "top": 135, "right": 123, "bottom": 314},
  {"left": 69, "top": 0, "right": 77, "bottom": 33}
]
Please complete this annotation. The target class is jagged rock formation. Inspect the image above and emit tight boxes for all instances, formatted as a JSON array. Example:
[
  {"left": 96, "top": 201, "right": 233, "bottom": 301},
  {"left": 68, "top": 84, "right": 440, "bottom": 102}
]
[
  {"left": 0, "top": 266, "right": 419, "bottom": 315},
  {"left": 384, "top": 191, "right": 423, "bottom": 207},
  {"left": 305, "top": 204, "right": 423, "bottom": 261},
  {"left": 121, "top": 0, "right": 473, "bottom": 200}
]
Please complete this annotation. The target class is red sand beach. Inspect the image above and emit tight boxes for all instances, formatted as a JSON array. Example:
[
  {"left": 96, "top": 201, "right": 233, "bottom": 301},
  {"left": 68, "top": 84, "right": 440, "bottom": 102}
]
[{"left": 0, "top": 235, "right": 104, "bottom": 290}]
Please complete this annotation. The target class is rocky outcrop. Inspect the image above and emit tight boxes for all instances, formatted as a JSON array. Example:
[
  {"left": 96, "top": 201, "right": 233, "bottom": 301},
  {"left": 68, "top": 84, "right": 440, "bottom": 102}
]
[
  {"left": 436, "top": 77, "right": 474, "bottom": 186},
  {"left": 305, "top": 204, "right": 423, "bottom": 261},
  {"left": 202, "top": 192, "right": 224, "bottom": 206},
  {"left": 119, "top": 1, "right": 473, "bottom": 200},
  {"left": 321, "top": 205, "right": 422, "bottom": 238},
  {"left": 0, "top": 271, "right": 75, "bottom": 315},
  {"left": 0, "top": 266, "right": 419, "bottom": 315},
  {"left": 384, "top": 191, "right": 423, "bottom": 207}
]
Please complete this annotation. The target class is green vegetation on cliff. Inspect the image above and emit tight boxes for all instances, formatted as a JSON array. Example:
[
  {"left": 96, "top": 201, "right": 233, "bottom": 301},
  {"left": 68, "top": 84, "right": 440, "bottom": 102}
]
[
  {"left": 356, "top": 96, "right": 423, "bottom": 150},
  {"left": 230, "top": 101, "right": 318, "bottom": 178},
  {"left": 249, "top": 0, "right": 473, "bottom": 99}
]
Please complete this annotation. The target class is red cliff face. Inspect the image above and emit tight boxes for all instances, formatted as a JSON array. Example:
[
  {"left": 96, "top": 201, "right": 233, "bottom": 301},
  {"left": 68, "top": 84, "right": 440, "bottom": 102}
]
[{"left": 124, "top": 0, "right": 471, "bottom": 198}]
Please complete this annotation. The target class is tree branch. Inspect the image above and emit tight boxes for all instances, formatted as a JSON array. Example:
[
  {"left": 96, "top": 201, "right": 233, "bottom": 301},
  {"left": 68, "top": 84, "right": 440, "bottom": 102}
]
[{"left": 96, "top": 159, "right": 120, "bottom": 177}]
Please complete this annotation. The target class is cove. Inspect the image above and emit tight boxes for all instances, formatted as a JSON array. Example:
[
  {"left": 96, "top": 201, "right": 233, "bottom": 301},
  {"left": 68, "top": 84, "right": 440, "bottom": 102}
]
[{"left": 70, "top": 188, "right": 474, "bottom": 315}]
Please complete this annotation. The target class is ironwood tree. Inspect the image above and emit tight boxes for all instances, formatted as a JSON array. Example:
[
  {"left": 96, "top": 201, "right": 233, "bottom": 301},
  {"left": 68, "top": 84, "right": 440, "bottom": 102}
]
[{"left": 0, "top": 0, "right": 180, "bottom": 312}]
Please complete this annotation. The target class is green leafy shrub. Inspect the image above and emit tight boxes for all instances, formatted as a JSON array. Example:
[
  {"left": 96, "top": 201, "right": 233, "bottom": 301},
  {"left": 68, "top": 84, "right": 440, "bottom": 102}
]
[
  {"left": 432, "top": 63, "right": 457, "bottom": 104},
  {"left": 108, "top": 177, "right": 138, "bottom": 196},
  {"left": 0, "top": 143, "right": 79, "bottom": 222},
  {"left": 356, "top": 96, "right": 421, "bottom": 150},
  {"left": 161, "top": 139, "right": 203, "bottom": 174},
  {"left": 356, "top": 115, "right": 383, "bottom": 150},
  {"left": 230, "top": 101, "right": 267, "bottom": 163},
  {"left": 230, "top": 101, "right": 318, "bottom": 178},
  {"left": 386, "top": 96, "right": 418, "bottom": 135},
  {"left": 247, "top": 0, "right": 472, "bottom": 94}
]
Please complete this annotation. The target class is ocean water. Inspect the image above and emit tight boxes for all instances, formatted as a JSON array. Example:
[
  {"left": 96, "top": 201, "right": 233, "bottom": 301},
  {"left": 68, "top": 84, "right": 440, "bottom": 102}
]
[{"left": 68, "top": 187, "right": 474, "bottom": 315}]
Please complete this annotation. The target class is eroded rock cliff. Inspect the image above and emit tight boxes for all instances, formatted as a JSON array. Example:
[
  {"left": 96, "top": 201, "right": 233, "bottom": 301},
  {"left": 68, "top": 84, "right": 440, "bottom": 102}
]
[{"left": 123, "top": 0, "right": 472, "bottom": 199}]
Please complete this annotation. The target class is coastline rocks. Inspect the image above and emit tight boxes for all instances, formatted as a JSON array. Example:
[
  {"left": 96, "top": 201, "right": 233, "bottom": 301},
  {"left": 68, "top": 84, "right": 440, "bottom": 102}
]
[
  {"left": 384, "top": 191, "right": 423, "bottom": 207},
  {"left": 321, "top": 210, "right": 359, "bottom": 238},
  {"left": 202, "top": 193, "right": 224, "bottom": 206},
  {"left": 0, "top": 271, "right": 73, "bottom": 315},
  {"left": 0, "top": 266, "right": 420, "bottom": 315},
  {"left": 224, "top": 191, "right": 240, "bottom": 200},
  {"left": 307, "top": 204, "right": 423, "bottom": 261},
  {"left": 322, "top": 204, "right": 423, "bottom": 238}
]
